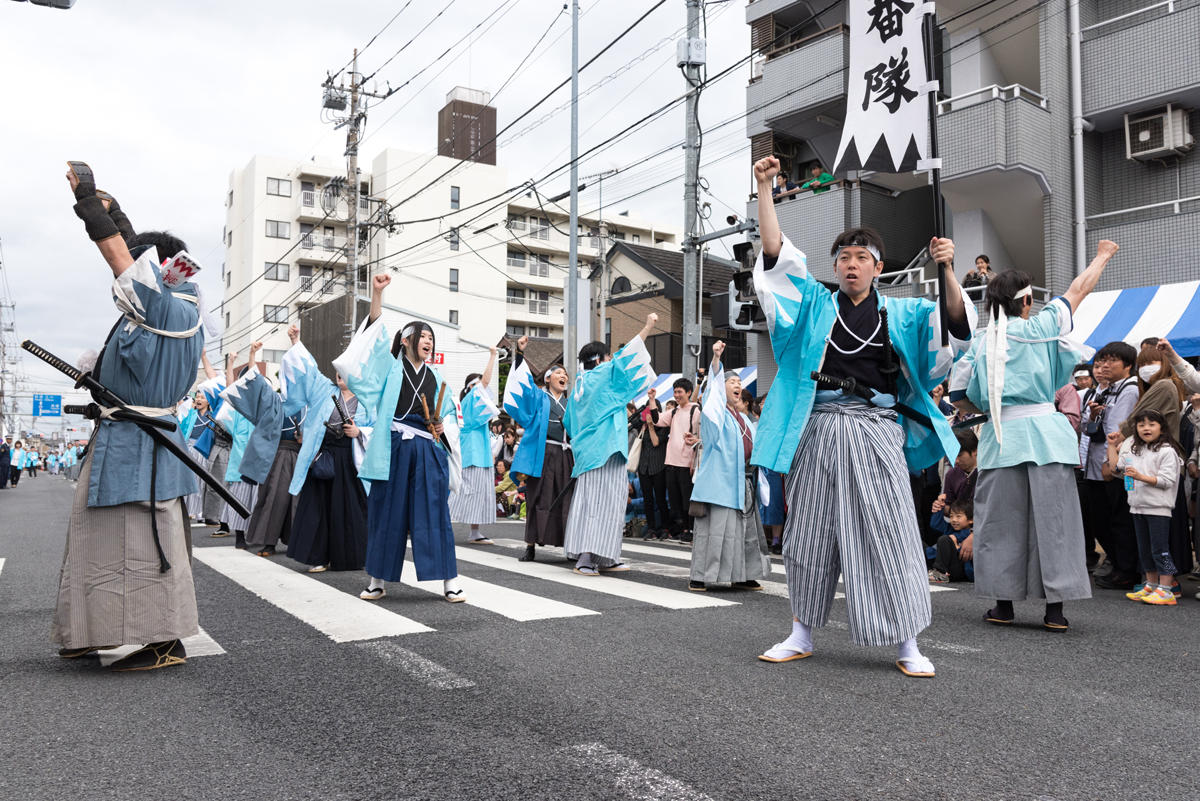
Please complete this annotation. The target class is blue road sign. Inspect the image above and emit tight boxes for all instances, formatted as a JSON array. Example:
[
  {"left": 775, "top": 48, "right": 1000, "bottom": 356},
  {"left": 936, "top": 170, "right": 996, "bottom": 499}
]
[{"left": 32, "top": 394, "right": 62, "bottom": 417}]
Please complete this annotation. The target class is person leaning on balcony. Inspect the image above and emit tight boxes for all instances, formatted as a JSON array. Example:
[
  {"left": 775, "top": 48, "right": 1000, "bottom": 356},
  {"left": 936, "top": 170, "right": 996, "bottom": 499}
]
[
  {"left": 798, "top": 162, "right": 834, "bottom": 195},
  {"left": 771, "top": 172, "right": 797, "bottom": 198},
  {"left": 963, "top": 255, "right": 993, "bottom": 288}
]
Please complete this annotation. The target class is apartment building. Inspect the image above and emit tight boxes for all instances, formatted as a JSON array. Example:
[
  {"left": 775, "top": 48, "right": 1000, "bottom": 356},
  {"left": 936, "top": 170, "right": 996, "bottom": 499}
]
[
  {"left": 223, "top": 88, "right": 682, "bottom": 372},
  {"left": 742, "top": 0, "right": 1198, "bottom": 310}
]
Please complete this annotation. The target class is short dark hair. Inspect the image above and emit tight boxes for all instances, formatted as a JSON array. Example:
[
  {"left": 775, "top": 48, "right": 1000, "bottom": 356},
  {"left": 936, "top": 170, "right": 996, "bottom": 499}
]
[
  {"left": 947, "top": 498, "right": 974, "bottom": 520},
  {"left": 1095, "top": 341, "right": 1137, "bottom": 369},
  {"left": 127, "top": 230, "right": 188, "bottom": 264},
  {"left": 830, "top": 228, "right": 885, "bottom": 263},
  {"left": 975, "top": 254, "right": 990, "bottom": 265},
  {"left": 1074, "top": 362, "right": 1093, "bottom": 378},
  {"left": 1141, "top": 337, "right": 1160, "bottom": 348},
  {"left": 810, "top": 162, "right": 823, "bottom": 172},
  {"left": 578, "top": 341, "right": 609, "bottom": 370},
  {"left": 672, "top": 377, "right": 694, "bottom": 394},
  {"left": 461, "top": 373, "right": 482, "bottom": 401},
  {"left": 984, "top": 269, "right": 1035, "bottom": 320},
  {"left": 954, "top": 428, "right": 978, "bottom": 454}
]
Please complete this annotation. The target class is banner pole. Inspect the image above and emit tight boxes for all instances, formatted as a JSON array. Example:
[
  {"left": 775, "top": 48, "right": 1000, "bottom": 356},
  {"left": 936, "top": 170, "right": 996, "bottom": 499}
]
[{"left": 923, "top": 11, "right": 949, "bottom": 347}]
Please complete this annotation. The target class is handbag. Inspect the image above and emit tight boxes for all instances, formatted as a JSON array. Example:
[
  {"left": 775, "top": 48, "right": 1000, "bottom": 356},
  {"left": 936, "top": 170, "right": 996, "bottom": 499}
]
[
  {"left": 626, "top": 429, "right": 645, "bottom": 473},
  {"left": 311, "top": 450, "right": 335, "bottom": 481}
]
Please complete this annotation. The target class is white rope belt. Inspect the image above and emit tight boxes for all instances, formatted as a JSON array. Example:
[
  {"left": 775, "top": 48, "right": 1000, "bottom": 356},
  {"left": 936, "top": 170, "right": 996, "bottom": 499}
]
[
  {"left": 546, "top": 440, "right": 572, "bottom": 450},
  {"left": 998, "top": 402, "right": 1056, "bottom": 422},
  {"left": 100, "top": 403, "right": 179, "bottom": 419},
  {"left": 391, "top": 420, "right": 433, "bottom": 440}
]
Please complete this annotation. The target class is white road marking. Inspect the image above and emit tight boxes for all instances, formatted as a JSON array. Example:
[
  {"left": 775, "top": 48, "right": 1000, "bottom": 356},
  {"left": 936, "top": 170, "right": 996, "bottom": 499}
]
[
  {"left": 0, "top": 557, "right": 5, "bottom": 578},
  {"left": 98, "top": 628, "right": 226, "bottom": 666},
  {"left": 452, "top": 546, "right": 739, "bottom": 610},
  {"left": 194, "top": 547, "right": 432, "bottom": 641},
  {"left": 398, "top": 561, "right": 599, "bottom": 621},
  {"left": 821, "top": 619, "right": 981, "bottom": 653},
  {"left": 557, "top": 743, "right": 715, "bottom": 801},
  {"left": 356, "top": 641, "right": 475, "bottom": 689},
  {"left": 619, "top": 540, "right": 788, "bottom": 576}
]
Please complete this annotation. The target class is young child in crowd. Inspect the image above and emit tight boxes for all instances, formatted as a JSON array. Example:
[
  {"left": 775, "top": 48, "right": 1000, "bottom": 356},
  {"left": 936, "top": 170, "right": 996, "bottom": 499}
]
[
  {"left": 1108, "top": 410, "right": 1184, "bottom": 605},
  {"left": 927, "top": 499, "right": 974, "bottom": 584}
]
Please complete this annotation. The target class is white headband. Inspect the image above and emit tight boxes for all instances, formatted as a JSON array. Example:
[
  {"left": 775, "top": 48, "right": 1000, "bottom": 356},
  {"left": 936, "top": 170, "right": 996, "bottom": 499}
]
[
  {"left": 1014, "top": 285, "right": 1033, "bottom": 300},
  {"left": 836, "top": 244, "right": 881, "bottom": 263},
  {"left": 466, "top": 377, "right": 481, "bottom": 389},
  {"left": 1073, "top": 370, "right": 1090, "bottom": 379}
]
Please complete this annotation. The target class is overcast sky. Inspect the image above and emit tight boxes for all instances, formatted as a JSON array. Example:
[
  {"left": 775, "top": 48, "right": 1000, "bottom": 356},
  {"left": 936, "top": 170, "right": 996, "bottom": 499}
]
[{"left": 0, "top": 0, "right": 750, "bottom": 428}]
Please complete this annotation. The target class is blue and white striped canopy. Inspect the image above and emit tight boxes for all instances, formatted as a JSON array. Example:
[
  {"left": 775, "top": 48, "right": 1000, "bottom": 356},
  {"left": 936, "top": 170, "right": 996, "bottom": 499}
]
[
  {"left": 1073, "top": 280, "right": 1200, "bottom": 358},
  {"left": 633, "top": 366, "right": 758, "bottom": 405}
]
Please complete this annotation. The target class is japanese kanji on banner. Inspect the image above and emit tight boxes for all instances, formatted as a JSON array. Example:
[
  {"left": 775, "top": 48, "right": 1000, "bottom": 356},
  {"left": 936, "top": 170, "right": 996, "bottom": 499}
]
[{"left": 833, "top": 0, "right": 937, "bottom": 174}]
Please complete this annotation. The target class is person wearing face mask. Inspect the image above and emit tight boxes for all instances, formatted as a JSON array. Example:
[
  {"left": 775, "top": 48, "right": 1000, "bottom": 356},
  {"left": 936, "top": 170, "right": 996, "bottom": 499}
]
[
  {"left": 502, "top": 336, "right": 576, "bottom": 562},
  {"left": 1118, "top": 349, "right": 1187, "bottom": 443}
]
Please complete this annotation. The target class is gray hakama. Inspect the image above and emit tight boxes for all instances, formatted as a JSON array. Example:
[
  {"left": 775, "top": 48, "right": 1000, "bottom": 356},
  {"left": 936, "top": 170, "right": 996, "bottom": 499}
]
[
  {"left": 782, "top": 404, "right": 931, "bottom": 647},
  {"left": 562, "top": 453, "right": 627, "bottom": 567},
  {"left": 200, "top": 440, "right": 231, "bottom": 521},
  {"left": 245, "top": 439, "right": 300, "bottom": 549},
  {"left": 220, "top": 480, "right": 259, "bottom": 530},
  {"left": 183, "top": 440, "right": 207, "bottom": 518},
  {"left": 449, "top": 465, "right": 496, "bottom": 525},
  {"left": 690, "top": 473, "right": 769, "bottom": 583},
  {"left": 51, "top": 450, "right": 199, "bottom": 649},
  {"left": 972, "top": 462, "right": 1092, "bottom": 602}
]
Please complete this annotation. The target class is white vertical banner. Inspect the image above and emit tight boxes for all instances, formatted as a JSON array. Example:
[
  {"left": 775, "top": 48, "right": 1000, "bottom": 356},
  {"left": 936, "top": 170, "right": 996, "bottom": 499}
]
[{"left": 833, "top": 0, "right": 938, "bottom": 174}]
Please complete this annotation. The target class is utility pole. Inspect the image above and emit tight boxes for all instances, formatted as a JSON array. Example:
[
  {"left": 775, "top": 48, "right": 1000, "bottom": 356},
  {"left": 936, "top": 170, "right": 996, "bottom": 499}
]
[
  {"left": 586, "top": 168, "right": 618, "bottom": 347},
  {"left": 566, "top": 0, "right": 581, "bottom": 378},
  {"left": 680, "top": 0, "right": 704, "bottom": 381},
  {"left": 322, "top": 51, "right": 387, "bottom": 345}
]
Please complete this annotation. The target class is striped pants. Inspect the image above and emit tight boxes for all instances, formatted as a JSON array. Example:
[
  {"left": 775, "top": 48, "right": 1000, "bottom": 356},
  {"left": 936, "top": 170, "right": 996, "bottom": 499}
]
[
  {"left": 562, "top": 453, "right": 627, "bottom": 566},
  {"left": 782, "top": 403, "right": 931, "bottom": 647},
  {"left": 448, "top": 466, "right": 497, "bottom": 525}
]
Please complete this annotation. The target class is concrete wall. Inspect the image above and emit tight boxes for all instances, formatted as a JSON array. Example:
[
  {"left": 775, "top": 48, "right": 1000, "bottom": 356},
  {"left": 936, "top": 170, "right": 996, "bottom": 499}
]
[{"left": 951, "top": 208, "right": 1017, "bottom": 278}]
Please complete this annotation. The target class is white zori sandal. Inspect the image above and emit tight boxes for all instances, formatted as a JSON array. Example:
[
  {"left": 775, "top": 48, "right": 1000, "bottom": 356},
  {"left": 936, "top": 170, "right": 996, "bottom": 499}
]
[
  {"left": 895, "top": 656, "right": 936, "bottom": 677},
  {"left": 757, "top": 644, "right": 813, "bottom": 663},
  {"left": 360, "top": 587, "right": 386, "bottom": 601}
]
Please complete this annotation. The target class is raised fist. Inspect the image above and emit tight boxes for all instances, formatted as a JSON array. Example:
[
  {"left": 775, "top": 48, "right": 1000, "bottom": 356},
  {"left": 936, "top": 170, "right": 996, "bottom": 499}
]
[
  {"left": 287, "top": 324, "right": 300, "bottom": 345},
  {"left": 1096, "top": 240, "right": 1119, "bottom": 259},
  {"left": 645, "top": 312, "right": 658, "bottom": 328},
  {"left": 517, "top": 336, "right": 529, "bottom": 351},
  {"left": 753, "top": 157, "right": 780, "bottom": 185},
  {"left": 712, "top": 340, "right": 725, "bottom": 359},
  {"left": 372, "top": 274, "right": 391, "bottom": 293}
]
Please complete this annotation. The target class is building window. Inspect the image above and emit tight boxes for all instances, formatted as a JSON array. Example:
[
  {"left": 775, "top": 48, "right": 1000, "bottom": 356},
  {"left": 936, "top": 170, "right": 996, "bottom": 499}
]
[
  {"left": 506, "top": 288, "right": 526, "bottom": 307},
  {"left": 226, "top": 312, "right": 230, "bottom": 328},
  {"left": 612, "top": 231, "right": 626, "bottom": 241},
  {"left": 530, "top": 290, "right": 550, "bottom": 315},
  {"left": 264, "top": 262, "right": 289, "bottom": 281},
  {"left": 449, "top": 310, "right": 459, "bottom": 325},
  {"left": 531, "top": 217, "right": 550, "bottom": 240},
  {"left": 227, "top": 190, "right": 233, "bottom": 207},
  {"left": 604, "top": 318, "right": 611, "bottom": 348},
  {"left": 226, "top": 272, "right": 231, "bottom": 288},
  {"left": 531, "top": 254, "right": 551, "bottom": 277},
  {"left": 506, "top": 250, "right": 526, "bottom": 269},
  {"left": 507, "top": 324, "right": 526, "bottom": 337},
  {"left": 611, "top": 276, "right": 632, "bottom": 294},
  {"left": 449, "top": 268, "right": 459, "bottom": 292},
  {"left": 507, "top": 214, "right": 526, "bottom": 231},
  {"left": 632, "top": 234, "right": 640, "bottom": 243},
  {"left": 262, "top": 348, "right": 287, "bottom": 364},
  {"left": 535, "top": 327, "right": 550, "bottom": 338},
  {"left": 266, "top": 220, "right": 290, "bottom": 239},
  {"left": 298, "top": 264, "right": 315, "bottom": 291},
  {"left": 300, "top": 181, "right": 315, "bottom": 207},
  {"left": 267, "top": 178, "right": 291, "bottom": 197},
  {"left": 449, "top": 229, "right": 459, "bottom": 251},
  {"left": 263, "top": 305, "right": 289, "bottom": 324},
  {"left": 227, "top": 231, "right": 232, "bottom": 248},
  {"left": 450, "top": 186, "right": 460, "bottom": 210}
]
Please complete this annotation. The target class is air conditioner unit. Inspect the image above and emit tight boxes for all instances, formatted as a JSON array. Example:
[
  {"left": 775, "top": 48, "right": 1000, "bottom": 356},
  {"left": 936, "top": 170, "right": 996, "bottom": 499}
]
[{"left": 1125, "top": 105, "right": 1194, "bottom": 161}]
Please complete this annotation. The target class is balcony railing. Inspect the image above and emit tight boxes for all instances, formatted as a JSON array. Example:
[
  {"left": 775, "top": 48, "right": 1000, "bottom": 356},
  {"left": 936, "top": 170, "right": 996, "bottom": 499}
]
[
  {"left": 300, "top": 233, "right": 346, "bottom": 252},
  {"left": 1086, "top": 194, "right": 1200, "bottom": 225},
  {"left": 762, "top": 24, "right": 846, "bottom": 63},
  {"left": 1082, "top": 0, "right": 1178, "bottom": 34},
  {"left": 937, "top": 84, "right": 1047, "bottom": 114},
  {"left": 301, "top": 190, "right": 315, "bottom": 207},
  {"left": 506, "top": 296, "right": 557, "bottom": 315}
]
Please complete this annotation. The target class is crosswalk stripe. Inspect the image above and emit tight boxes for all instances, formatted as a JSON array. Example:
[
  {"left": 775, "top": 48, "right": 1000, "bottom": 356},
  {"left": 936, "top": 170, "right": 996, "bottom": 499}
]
[
  {"left": 99, "top": 628, "right": 226, "bottom": 666},
  {"left": 452, "top": 546, "right": 739, "bottom": 610},
  {"left": 618, "top": 540, "right": 790, "bottom": 576},
  {"left": 0, "top": 557, "right": 5, "bottom": 578},
  {"left": 357, "top": 641, "right": 476, "bottom": 689},
  {"left": 398, "top": 561, "right": 599, "bottom": 621},
  {"left": 195, "top": 548, "right": 433, "bottom": 641}
]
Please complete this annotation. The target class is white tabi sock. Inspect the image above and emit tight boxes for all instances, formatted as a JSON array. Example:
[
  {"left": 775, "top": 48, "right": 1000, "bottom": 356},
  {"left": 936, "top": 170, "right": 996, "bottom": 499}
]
[
  {"left": 444, "top": 578, "right": 461, "bottom": 595},
  {"left": 762, "top": 619, "right": 813, "bottom": 660},
  {"left": 897, "top": 638, "right": 934, "bottom": 674},
  {"left": 468, "top": 527, "right": 486, "bottom": 541},
  {"left": 368, "top": 577, "right": 386, "bottom": 591}
]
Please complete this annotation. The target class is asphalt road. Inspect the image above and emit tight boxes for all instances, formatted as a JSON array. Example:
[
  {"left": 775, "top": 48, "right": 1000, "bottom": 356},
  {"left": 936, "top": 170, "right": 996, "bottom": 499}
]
[{"left": 2, "top": 473, "right": 1198, "bottom": 801}]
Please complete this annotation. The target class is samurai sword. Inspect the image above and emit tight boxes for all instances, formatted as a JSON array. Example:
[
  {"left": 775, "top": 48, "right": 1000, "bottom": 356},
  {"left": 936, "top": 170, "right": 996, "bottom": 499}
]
[
  {"left": 810, "top": 371, "right": 935, "bottom": 430},
  {"left": 952, "top": 414, "right": 987, "bottom": 429},
  {"left": 24, "top": 339, "right": 251, "bottom": 519},
  {"left": 326, "top": 391, "right": 350, "bottom": 438}
]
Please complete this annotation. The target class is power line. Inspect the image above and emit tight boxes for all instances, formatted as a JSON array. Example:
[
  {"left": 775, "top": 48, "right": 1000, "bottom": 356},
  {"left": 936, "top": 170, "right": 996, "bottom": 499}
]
[{"left": 360, "top": 0, "right": 464, "bottom": 84}]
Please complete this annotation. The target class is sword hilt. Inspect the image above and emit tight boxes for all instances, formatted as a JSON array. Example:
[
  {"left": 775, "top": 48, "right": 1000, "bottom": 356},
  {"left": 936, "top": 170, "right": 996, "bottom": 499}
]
[{"left": 22, "top": 340, "right": 85, "bottom": 383}]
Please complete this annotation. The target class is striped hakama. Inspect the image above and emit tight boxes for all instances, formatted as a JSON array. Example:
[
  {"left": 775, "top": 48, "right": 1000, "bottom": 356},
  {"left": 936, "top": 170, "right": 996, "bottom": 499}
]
[
  {"left": 51, "top": 450, "right": 199, "bottom": 649},
  {"left": 448, "top": 465, "right": 496, "bottom": 526},
  {"left": 524, "top": 443, "right": 574, "bottom": 547},
  {"left": 183, "top": 441, "right": 207, "bottom": 518},
  {"left": 200, "top": 440, "right": 231, "bottom": 521},
  {"left": 562, "top": 453, "right": 627, "bottom": 567},
  {"left": 782, "top": 403, "right": 931, "bottom": 647},
  {"left": 245, "top": 439, "right": 300, "bottom": 550},
  {"left": 219, "top": 481, "right": 259, "bottom": 530},
  {"left": 691, "top": 472, "right": 769, "bottom": 583},
  {"left": 973, "top": 463, "right": 1092, "bottom": 603}
]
